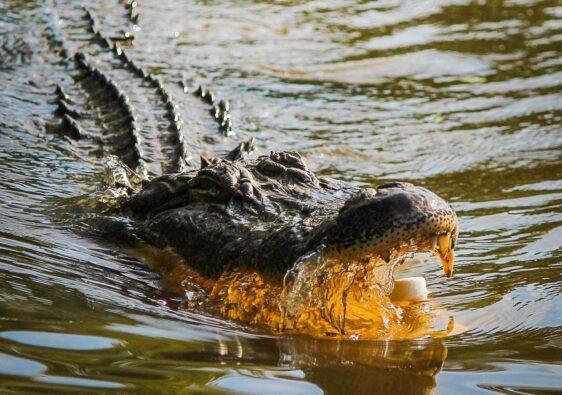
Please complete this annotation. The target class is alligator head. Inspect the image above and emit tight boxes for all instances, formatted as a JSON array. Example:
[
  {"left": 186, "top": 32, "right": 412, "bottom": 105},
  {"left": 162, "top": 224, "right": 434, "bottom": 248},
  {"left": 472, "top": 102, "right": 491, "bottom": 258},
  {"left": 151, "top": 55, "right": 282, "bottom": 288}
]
[
  {"left": 110, "top": 151, "right": 457, "bottom": 279},
  {"left": 101, "top": 151, "right": 460, "bottom": 338},
  {"left": 321, "top": 182, "right": 458, "bottom": 277}
]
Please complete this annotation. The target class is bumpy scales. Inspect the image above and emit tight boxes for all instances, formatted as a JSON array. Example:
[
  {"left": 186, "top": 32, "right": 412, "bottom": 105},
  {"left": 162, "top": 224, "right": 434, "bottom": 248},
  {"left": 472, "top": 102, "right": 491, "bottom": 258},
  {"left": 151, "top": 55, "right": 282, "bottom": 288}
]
[{"left": 104, "top": 151, "right": 458, "bottom": 279}]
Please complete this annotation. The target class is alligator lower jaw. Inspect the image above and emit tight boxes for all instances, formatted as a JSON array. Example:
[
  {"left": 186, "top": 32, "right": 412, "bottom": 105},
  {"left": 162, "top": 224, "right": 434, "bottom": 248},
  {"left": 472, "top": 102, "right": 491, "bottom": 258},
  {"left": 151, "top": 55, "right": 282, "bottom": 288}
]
[{"left": 128, "top": 242, "right": 454, "bottom": 340}]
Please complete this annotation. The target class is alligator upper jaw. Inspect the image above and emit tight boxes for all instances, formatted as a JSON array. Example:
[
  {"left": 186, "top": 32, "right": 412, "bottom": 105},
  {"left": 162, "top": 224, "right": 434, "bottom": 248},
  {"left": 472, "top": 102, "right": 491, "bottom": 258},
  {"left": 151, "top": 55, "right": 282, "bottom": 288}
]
[
  {"left": 397, "top": 232, "right": 456, "bottom": 278},
  {"left": 322, "top": 182, "right": 459, "bottom": 278},
  {"left": 435, "top": 234, "right": 455, "bottom": 278}
]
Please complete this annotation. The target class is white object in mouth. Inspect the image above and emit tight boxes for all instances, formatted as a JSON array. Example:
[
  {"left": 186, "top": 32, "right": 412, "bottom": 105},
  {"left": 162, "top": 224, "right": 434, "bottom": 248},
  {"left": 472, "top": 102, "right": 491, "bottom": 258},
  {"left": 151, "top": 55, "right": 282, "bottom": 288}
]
[{"left": 390, "top": 276, "right": 428, "bottom": 303}]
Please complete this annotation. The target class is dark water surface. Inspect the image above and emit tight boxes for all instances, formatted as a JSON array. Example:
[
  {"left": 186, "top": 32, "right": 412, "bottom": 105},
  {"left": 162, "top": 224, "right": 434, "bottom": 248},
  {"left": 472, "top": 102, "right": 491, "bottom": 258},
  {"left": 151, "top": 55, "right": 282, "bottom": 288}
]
[{"left": 1, "top": 0, "right": 561, "bottom": 393}]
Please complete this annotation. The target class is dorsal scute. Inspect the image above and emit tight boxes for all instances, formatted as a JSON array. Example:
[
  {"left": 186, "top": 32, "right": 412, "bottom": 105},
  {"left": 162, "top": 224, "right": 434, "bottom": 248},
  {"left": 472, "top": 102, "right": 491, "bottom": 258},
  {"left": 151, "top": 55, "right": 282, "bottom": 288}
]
[{"left": 123, "top": 151, "right": 323, "bottom": 216}]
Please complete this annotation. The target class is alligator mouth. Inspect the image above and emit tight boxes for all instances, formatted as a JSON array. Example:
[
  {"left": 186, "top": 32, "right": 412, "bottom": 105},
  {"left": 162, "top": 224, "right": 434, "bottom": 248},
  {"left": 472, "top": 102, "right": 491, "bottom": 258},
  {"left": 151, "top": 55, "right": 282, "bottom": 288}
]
[
  {"left": 275, "top": 234, "right": 457, "bottom": 339},
  {"left": 435, "top": 234, "right": 455, "bottom": 278},
  {"left": 133, "top": 233, "right": 457, "bottom": 340}
]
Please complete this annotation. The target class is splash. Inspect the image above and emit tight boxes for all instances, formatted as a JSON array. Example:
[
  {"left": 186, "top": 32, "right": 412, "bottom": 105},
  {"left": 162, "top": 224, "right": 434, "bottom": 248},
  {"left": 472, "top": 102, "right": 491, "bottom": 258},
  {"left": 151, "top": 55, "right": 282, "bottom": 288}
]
[
  {"left": 278, "top": 247, "right": 401, "bottom": 337},
  {"left": 137, "top": 244, "right": 454, "bottom": 340}
]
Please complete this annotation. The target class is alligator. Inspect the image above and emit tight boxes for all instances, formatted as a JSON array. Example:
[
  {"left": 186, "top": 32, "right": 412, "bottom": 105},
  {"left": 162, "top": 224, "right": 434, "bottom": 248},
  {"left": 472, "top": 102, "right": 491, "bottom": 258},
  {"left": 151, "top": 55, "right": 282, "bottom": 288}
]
[{"left": 11, "top": 1, "right": 459, "bottom": 338}]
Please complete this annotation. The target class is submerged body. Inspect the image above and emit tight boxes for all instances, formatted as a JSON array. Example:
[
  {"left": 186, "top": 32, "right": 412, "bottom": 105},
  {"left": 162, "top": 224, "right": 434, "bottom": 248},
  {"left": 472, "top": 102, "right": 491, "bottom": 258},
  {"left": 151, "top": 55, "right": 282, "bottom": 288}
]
[{"left": 99, "top": 151, "right": 459, "bottom": 338}]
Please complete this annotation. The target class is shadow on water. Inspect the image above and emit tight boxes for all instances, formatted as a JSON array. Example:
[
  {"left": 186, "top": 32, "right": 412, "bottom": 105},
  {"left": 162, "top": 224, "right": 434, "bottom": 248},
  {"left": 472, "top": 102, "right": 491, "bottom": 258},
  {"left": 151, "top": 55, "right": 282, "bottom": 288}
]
[{"left": 0, "top": 0, "right": 561, "bottom": 393}]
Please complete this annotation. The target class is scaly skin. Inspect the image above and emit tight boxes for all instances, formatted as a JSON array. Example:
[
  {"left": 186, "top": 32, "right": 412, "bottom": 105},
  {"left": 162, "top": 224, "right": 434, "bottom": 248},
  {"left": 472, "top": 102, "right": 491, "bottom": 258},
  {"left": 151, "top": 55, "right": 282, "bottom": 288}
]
[
  {"left": 99, "top": 151, "right": 458, "bottom": 338},
  {"left": 19, "top": 0, "right": 459, "bottom": 336},
  {"left": 105, "top": 151, "right": 458, "bottom": 279}
]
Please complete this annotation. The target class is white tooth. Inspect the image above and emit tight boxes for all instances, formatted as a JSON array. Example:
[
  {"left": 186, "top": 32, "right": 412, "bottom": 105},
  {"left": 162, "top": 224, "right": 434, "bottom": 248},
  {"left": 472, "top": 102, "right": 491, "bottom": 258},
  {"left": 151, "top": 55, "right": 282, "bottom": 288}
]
[
  {"left": 431, "top": 235, "right": 438, "bottom": 251},
  {"left": 437, "top": 234, "right": 451, "bottom": 254}
]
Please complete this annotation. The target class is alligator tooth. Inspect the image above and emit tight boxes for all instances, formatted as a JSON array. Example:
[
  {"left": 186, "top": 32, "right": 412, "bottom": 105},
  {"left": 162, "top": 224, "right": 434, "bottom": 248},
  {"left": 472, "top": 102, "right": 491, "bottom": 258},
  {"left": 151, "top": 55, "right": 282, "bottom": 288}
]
[
  {"left": 125, "top": 114, "right": 137, "bottom": 124},
  {"left": 110, "top": 32, "right": 135, "bottom": 42},
  {"left": 221, "top": 118, "right": 231, "bottom": 128},
  {"left": 436, "top": 234, "right": 454, "bottom": 278},
  {"left": 430, "top": 235, "right": 437, "bottom": 251},
  {"left": 180, "top": 77, "right": 191, "bottom": 93}
]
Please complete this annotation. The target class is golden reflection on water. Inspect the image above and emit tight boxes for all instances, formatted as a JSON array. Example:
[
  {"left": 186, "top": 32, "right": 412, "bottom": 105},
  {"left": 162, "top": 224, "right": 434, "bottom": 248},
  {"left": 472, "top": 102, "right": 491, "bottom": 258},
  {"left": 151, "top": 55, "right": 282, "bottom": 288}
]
[
  {"left": 137, "top": 244, "right": 456, "bottom": 340},
  {"left": 278, "top": 337, "right": 448, "bottom": 394}
]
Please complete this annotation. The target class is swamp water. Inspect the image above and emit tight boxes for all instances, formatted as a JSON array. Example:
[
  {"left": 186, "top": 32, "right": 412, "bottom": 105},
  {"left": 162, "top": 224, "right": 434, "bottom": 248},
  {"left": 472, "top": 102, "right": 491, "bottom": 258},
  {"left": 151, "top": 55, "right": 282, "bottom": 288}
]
[{"left": 0, "top": 0, "right": 561, "bottom": 393}]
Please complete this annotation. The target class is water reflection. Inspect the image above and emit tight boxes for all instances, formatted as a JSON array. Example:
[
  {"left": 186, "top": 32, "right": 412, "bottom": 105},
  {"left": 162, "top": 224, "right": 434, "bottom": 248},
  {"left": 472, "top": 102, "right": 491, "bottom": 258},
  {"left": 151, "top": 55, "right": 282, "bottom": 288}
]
[
  {"left": 280, "top": 338, "right": 446, "bottom": 395},
  {"left": 0, "top": 0, "right": 561, "bottom": 392}
]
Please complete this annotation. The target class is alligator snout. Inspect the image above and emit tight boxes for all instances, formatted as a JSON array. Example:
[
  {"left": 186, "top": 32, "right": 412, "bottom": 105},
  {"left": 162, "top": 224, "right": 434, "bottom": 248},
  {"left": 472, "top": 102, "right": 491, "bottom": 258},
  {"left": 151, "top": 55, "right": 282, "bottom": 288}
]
[{"left": 324, "top": 182, "right": 458, "bottom": 277}]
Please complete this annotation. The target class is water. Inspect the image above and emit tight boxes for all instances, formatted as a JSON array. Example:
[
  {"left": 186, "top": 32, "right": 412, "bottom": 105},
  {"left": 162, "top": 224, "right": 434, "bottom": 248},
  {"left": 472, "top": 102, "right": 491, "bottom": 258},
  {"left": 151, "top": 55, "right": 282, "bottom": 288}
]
[{"left": 0, "top": 0, "right": 561, "bottom": 393}]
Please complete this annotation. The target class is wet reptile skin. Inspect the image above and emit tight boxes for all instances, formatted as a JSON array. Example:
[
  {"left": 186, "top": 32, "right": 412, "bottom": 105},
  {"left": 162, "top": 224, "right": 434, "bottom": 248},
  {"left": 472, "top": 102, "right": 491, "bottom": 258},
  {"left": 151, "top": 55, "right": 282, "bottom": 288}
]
[
  {"left": 105, "top": 151, "right": 458, "bottom": 278},
  {"left": 1, "top": 2, "right": 458, "bottom": 280}
]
